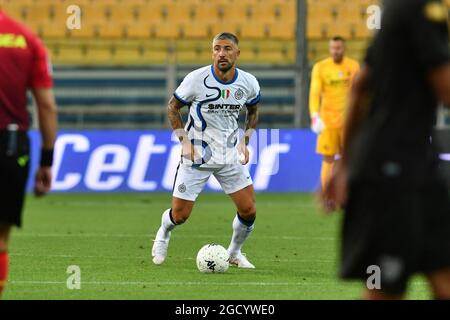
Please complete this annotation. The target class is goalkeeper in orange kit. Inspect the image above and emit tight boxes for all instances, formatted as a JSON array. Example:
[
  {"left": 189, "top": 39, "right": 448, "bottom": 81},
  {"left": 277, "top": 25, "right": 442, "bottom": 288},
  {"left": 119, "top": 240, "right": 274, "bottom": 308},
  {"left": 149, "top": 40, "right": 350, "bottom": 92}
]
[{"left": 309, "top": 36, "right": 360, "bottom": 191}]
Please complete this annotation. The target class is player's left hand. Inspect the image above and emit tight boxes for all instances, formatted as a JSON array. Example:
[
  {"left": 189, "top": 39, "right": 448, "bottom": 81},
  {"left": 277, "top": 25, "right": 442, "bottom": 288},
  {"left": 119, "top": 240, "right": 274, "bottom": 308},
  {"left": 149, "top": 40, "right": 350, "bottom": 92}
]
[
  {"left": 34, "top": 166, "right": 52, "bottom": 197},
  {"left": 319, "top": 161, "right": 348, "bottom": 214},
  {"left": 237, "top": 142, "right": 249, "bottom": 165}
]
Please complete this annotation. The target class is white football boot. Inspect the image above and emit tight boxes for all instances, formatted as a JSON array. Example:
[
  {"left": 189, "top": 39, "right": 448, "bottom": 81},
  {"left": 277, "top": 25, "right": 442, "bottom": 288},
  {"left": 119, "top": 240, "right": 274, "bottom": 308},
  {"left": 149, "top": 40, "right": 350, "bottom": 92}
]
[
  {"left": 228, "top": 251, "right": 255, "bottom": 269},
  {"left": 152, "top": 228, "right": 170, "bottom": 265}
]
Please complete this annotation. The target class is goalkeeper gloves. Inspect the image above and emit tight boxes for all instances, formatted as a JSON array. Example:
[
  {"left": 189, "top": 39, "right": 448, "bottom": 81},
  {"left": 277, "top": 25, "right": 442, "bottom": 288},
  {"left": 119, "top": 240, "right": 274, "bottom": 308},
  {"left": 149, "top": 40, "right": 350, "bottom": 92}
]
[{"left": 310, "top": 112, "right": 325, "bottom": 134}]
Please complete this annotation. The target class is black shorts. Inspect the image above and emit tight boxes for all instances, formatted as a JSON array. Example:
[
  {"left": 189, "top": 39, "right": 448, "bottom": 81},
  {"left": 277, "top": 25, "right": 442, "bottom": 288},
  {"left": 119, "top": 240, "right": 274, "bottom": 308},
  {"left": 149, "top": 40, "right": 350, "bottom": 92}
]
[
  {"left": 0, "top": 131, "right": 30, "bottom": 227},
  {"left": 340, "top": 179, "right": 450, "bottom": 295}
]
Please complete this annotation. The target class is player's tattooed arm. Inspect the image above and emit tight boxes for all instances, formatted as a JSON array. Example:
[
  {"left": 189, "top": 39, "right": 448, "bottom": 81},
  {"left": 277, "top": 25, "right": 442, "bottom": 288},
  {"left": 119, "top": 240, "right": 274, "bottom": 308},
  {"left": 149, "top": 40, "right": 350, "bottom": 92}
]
[
  {"left": 167, "top": 96, "right": 188, "bottom": 142},
  {"left": 244, "top": 103, "right": 259, "bottom": 145},
  {"left": 168, "top": 96, "right": 197, "bottom": 160}
]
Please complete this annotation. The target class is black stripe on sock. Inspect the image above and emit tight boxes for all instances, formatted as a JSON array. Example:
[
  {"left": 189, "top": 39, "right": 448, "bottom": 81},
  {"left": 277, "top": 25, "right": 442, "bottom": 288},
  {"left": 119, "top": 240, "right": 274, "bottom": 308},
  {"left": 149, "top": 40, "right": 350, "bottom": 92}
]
[
  {"left": 169, "top": 208, "right": 177, "bottom": 225},
  {"left": 236, "top": 211, "right": 255, "bottom": 227}
]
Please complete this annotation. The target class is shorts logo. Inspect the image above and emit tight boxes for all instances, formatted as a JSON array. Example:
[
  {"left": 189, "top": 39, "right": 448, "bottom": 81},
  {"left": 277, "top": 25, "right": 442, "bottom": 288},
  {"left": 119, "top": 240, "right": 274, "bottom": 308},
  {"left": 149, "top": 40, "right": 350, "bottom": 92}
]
[
  {"left": 178, "top": 183, "right": 186, "bottom": 193},
  {"left": 234, "top": 89, "right": 244, "bottom": 100}
]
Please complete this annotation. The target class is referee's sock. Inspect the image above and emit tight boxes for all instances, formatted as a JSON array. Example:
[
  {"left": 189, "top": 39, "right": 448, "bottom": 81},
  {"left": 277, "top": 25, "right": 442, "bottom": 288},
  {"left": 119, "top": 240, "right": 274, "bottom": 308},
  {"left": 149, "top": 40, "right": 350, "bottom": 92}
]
[
  {"left": 0, "top": 251, "right": 8, "bottom": 297},
  {"left": 228, "top": 212, "right": 255, "bottom": 254}
]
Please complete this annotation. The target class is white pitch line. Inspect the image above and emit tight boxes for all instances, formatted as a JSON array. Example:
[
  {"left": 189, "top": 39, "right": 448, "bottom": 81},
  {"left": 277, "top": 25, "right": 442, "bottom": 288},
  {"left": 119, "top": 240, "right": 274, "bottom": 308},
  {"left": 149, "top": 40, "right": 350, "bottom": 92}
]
[
  {"left": 12, "top": 233, "right": 335, "bottom": 241},
  {"left": 8, "top": 280, "right": 430, "bottom": 288},
  {"left": 9, "top": 253, "right": 335, "bottom": 263},
  {"left": 42, "top": 201, "right": 318, "bottom": 209},
  {"left": 0, "top": 280, "right": 382, "bottom": 287}
]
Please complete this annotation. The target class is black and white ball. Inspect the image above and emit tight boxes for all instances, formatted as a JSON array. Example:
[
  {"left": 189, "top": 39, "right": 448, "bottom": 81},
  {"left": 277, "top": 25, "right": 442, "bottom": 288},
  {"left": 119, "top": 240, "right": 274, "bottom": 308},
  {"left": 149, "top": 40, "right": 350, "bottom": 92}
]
[{"left": 196, "top": 244, "right": 229, "bottom": 273}]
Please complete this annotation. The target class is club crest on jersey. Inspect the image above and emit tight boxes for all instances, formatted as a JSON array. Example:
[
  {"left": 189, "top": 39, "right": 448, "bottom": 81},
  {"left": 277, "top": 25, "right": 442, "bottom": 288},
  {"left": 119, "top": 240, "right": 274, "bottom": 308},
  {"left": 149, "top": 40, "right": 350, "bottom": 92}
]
[
  {"left": 234, "top": 88, "right": 244, "bottom": 100},
  {"left": 221, "top": 89, "right": 230, "bottom": 99}
]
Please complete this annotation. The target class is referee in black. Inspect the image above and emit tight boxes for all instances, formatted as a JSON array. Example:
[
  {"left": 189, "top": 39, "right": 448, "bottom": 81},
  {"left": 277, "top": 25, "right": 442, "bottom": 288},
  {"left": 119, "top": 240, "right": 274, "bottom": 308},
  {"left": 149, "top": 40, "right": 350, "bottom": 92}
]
[{"left": 322, "top": 0, "right": 450, "bottom": 299}]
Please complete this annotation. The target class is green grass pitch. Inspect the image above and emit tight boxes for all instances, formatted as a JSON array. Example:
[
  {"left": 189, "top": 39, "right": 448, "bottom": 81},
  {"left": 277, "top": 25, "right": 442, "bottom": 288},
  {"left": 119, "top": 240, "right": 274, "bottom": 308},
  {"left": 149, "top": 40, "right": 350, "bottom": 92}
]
[{"left": 4, "top": 193, "right": 429, "bottom": 300}]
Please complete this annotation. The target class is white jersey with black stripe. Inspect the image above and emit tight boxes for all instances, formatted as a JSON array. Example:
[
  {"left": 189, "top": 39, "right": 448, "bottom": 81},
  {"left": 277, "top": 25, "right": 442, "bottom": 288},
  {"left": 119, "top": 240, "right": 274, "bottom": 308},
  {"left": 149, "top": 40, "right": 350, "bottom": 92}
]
[{"left": 174, "top": 65, "right": 261, "bottom": 168}]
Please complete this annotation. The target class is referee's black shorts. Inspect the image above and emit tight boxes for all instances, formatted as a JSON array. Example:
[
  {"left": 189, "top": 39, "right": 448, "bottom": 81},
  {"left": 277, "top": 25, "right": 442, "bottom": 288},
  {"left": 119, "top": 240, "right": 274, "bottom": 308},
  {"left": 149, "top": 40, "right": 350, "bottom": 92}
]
[
  {"left": 0, "top": 130, "right": 30, "bottom": 227},
  {"left": 340, "top": 178, "right": 450, "bottom": 295}
]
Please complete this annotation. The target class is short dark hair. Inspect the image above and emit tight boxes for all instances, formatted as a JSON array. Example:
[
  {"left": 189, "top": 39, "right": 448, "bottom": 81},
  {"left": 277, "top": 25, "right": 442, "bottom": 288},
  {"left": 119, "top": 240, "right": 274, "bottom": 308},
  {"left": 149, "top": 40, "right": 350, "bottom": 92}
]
[
  {"left": 331, "top": 36, "right": 346, "bottom": 43},
  {"left": 213, "top": 32, "right": 239, "bottom": 46}
]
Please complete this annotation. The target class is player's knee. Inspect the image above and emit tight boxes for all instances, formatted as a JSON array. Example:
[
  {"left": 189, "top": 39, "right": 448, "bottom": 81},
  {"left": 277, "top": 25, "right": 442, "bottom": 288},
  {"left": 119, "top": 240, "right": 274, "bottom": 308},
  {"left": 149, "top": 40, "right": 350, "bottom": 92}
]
[
  {"left": 239, "top": 204, "right": 256, "bottom": 221},
  {"left": 171, "top": 207, "right": 191, "bottom": 225}
]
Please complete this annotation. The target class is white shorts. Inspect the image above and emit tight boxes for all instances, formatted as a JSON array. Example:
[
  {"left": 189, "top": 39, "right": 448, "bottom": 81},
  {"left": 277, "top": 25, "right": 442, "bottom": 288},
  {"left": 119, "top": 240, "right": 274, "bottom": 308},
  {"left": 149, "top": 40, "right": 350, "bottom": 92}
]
[{"left": 172, "top": 164, "right": 253, "bottom": 201}]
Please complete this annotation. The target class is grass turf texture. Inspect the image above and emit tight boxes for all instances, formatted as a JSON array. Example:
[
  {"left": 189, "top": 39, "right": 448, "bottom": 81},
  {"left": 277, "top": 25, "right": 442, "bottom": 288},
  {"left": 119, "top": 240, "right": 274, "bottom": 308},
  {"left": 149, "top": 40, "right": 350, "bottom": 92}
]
[{"left": 4, "top": 193, "right": 429, "bottom": 300}]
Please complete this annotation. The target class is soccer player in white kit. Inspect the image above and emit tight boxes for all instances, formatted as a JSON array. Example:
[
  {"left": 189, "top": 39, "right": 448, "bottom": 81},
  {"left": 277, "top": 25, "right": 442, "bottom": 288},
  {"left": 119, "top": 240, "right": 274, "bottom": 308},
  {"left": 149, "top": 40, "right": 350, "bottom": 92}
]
[{"left": 151, "top": 32, "right": 260, "bottom": 268}]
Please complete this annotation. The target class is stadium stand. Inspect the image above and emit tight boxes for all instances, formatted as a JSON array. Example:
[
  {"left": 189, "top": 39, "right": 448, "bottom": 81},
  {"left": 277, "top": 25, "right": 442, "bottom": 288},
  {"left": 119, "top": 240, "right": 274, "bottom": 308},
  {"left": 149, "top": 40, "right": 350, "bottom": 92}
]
[
  {"left": 3, "top": 0, "right": 448, "bottom": 128},
  {"left": 0, "top": 0, "right": 379, "bottom": 65},
  {"left": 36, "top": 65, "right": 296, "bottom": 129}
]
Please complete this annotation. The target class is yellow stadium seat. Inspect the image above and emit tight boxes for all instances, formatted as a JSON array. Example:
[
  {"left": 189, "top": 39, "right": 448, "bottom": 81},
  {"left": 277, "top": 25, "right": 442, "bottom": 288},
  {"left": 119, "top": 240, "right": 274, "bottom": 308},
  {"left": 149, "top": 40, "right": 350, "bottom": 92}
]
[
  {"left": 351, "top": 23, "right": 374, "bottom": 39},
  {"left": 268, "top": 22, "right": 296, "bottom": 40},
  {"left": 69, "top": 22, "right": 98, "bottom": 39},
  {"left": 194, "top": 3, "right": 219, "bottom": 23},
  {"left": 2, "top": 4, "right": 26, "bottom": 21},
  {"left": 339, "top": 3, "right": 365, "bottom": 23},
  {"left": 41, "top": 21, "right": 68, "bottom": 39},
  {"left": 50, "top": 4, "right": 70, "bottom": 22},
  {"left": 240, "top": 22, "right": 268, "bottom": 40},
  {"left": 308, "top": 2, "right": 333, "bottom": 24},
  {"left": 140, "top": 48, "right": 169, "bottom": 64},
  {"left": 210, "top": 22, "right": 240, "bottom": 38},
  {"left": 138, "top": 3, "right": 165, "bottom": 22},
  {"left": 25, "top": 4, "right": 51, "bottom": 22},
  {"left": 85, "top": 46, "right": 113, "bottom": 64},
  {"left": 273, "top": 1, "right": 296, "bottom": 23},
  {"left": 167, "top": 2, "right": 196, "bottom": 23},
  {"left": 181, "top": 22, "right": 210, "bottom": 39},
  {"left": 152, "top": 22, "right": 181, "bottom": 39},
  {"left": 80, "top": 4, "right": 107, "bottom": 25},
  {"left": 251, "top": 5, "right": 277, "bottom": 23},
  {"left": 219, "top": 2, "right": 251, "bottom": 23},
  {"left": 307, "top": 21, "right": 328, "bottom": 39},
  {"left": 112, "top": 46, "right": 143, "bottom": 64},
  {"left": 23, "top": 20, "right": 41, "bottom": 34},
  {"left": 329, "top": 22, "right": 352, "bottom": 39},
  {"left": 108, "top": 4, "right": 138, "bottom": 24},
  {"left": 98, "top": 23, "right": 125, "bottom": 39},
  {"left": 55, "top": 45, "right": 86, "bottom": 64},
  {"left": 126, "top": 23, "right": 152, "bottom": 39}
]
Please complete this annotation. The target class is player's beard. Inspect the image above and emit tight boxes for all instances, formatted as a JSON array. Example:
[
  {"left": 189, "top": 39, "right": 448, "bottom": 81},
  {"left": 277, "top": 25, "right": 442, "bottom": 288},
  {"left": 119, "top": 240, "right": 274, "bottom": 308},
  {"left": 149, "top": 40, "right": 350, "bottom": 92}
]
[{"left": 217, "top": 60, "right": 233, "bottom": 72}]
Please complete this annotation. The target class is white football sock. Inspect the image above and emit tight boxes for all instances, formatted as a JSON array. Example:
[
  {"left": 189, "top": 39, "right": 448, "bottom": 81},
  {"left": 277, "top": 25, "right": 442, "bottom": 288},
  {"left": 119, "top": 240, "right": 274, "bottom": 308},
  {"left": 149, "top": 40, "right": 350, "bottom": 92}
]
[
  {"left": 155, "top": 208, "right": 176, "bottom": 241},
  {"left": 228, "top": 213, "right": 255, "bottom": 255}
]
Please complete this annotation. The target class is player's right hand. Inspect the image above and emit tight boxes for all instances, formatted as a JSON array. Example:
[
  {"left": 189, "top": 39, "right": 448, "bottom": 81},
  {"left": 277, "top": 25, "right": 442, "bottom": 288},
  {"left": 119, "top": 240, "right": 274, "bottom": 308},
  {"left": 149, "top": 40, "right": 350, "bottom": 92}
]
[
  {"left": 34, "top": 166, "right": 52, "bottom": 197},
  {"left": 311, "top": 112, "right": 325, "bottom": 134},
  {"left": 181, "top": 140, "right": 199, "bottom": 162}
]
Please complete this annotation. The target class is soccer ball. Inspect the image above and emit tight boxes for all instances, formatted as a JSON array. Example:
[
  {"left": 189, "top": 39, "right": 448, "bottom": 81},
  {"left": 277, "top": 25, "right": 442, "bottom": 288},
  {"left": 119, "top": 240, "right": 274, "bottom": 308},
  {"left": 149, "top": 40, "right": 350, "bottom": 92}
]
[{"left": 196, "top": 243, "right": 230, "bottom": 273}]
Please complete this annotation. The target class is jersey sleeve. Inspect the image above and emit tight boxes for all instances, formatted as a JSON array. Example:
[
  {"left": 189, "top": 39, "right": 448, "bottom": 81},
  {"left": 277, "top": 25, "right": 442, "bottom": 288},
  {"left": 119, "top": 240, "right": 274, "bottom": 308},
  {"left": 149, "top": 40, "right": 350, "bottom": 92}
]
[
  {"left": 309, "top": 63, "right": 322, "bottom": 116},
  {"left": 173, "top": 72, "right": 196, "bottom": 106},
  {"left": 245, "top": 76, "right": 261, "bottom": 106},
  {"left": 30, "top": 36, "right": 53, "bottom": 89},
  {"left": 409, "top": 0, "right": 450, "bottom": 71}
]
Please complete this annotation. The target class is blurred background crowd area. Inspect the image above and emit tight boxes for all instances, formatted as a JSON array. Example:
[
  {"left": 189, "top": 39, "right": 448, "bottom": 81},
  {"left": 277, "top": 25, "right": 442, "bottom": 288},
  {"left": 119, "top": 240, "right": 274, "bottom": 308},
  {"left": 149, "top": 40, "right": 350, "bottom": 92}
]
[{"left": 1, "top": 0, "right": 449, "bottom": 129}]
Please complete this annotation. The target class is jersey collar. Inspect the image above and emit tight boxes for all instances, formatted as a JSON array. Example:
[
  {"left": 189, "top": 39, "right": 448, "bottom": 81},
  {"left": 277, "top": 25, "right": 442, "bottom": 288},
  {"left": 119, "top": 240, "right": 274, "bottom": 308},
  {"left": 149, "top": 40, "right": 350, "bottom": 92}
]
[{"left": 211, "top": 65, "right": 239, "bottom": 85}]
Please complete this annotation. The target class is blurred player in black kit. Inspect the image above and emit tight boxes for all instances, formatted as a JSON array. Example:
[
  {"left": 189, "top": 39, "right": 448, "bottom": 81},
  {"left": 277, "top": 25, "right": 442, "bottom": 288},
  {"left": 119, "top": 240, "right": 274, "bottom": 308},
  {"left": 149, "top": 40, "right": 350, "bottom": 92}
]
[{"left": 322, "top": 0, "right": 450, "bottom": 299}]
